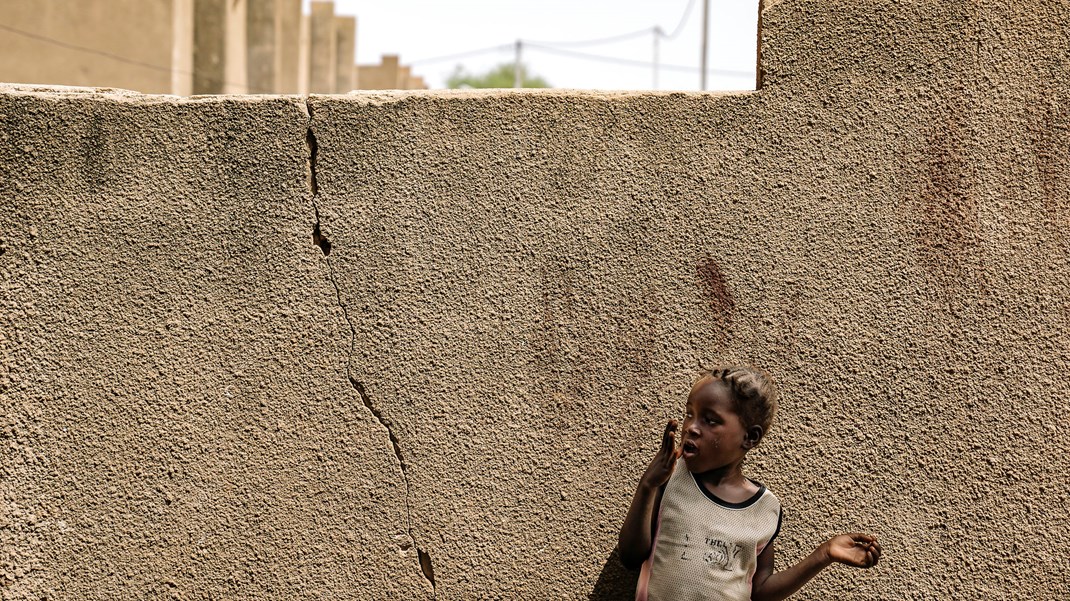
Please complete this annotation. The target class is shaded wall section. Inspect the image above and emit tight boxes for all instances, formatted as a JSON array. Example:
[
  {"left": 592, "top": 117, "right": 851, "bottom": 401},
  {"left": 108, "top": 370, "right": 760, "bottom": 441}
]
[
  {"left": 0, "top": 88, "right": 430, "bottom": 599},
  {"left": 3, "top": 1, "right": 1070, "bottom": 599}
]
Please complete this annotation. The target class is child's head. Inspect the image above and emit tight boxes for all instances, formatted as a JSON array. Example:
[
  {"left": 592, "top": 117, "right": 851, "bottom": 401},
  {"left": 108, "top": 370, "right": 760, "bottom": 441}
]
[
  {"left": 695, "top": 365, "right": 779, "bottom": 438},
  {"left": 680, "top": 366, "right": 779, "bottom": 473}
]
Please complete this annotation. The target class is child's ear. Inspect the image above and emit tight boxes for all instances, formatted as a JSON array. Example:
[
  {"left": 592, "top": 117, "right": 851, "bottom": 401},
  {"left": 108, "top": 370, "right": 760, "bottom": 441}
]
[{"left": 743, "top": 425, "right": 764, "bottom": 449}]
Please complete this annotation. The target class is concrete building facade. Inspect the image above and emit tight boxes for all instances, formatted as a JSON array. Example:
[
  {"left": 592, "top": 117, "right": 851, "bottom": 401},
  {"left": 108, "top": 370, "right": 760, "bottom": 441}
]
[
  {"left": 193, "top": 0, "right": 247, "bottom": 95},
  {"left": 357, "top": 54, "right": 428, "bottom": 91},
  {"left": 0, "top": 0, "right": 425, "bottom": 94},
  {"left": 334, "top": 16, "right": 357, "bottom": 93},
  {"left": 245, "top": 0, "right": 281, "bottom": 94},
  {"left": 0, "top": 0, "right": 194, "bottom": 95},
  {"left": 277, "top": 0, "right": 303, "bottom": 94},
  {"left": 307, "top": 1, "right": 337, "bottom": 94}
]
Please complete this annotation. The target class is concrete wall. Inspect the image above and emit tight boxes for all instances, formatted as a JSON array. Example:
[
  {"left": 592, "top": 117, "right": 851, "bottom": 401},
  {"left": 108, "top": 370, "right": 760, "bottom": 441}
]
[
  {"left": 3, "top": 1, "right": 1070, "bottom": 599},
  {"left": 0, "top": 0, "right": 193, "bottom": 95}
]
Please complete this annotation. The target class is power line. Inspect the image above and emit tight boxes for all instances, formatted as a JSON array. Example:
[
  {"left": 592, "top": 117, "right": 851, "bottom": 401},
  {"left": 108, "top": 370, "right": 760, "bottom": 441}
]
[
  {"left": 412, "top": 1, "right": 701, "bottom": 67},
  {"left": 0, "top": 23, "right": 177, "bottom": 76},
  {"left": 409, "top": 44, "right": 513, "bottom": 65},
  {"left": 525, "top": 43, "right": 752, "bottom": 78},
  {"left": 524, "top": 26, "right": 656, "bottom": 49},
  {"left": 2, "top": 12, "right": 751, "bottom": 89},
  {"left": 660, "top": 0, "right": 698, "bottom": 40},
  {"left": 501, "top": 0, "right": 698, "bottom": 48},
  {"left": 0, "top": 22, "right": 272, "bottom": 94}
]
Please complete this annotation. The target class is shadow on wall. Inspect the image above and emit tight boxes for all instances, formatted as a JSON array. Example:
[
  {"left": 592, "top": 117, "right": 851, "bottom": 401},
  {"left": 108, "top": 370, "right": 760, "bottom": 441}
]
[{"left": 589, "top": 549, "right": 638, "bottom": 601}]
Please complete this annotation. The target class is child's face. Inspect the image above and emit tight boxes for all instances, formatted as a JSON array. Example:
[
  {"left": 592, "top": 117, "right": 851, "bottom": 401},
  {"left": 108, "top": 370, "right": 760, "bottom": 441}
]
[{"left": 680, "top": 377, "right": 751, "bottom": 473}]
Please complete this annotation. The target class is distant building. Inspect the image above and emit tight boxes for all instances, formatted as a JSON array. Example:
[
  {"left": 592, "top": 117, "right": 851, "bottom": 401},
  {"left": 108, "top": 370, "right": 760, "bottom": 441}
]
[
  {"left": 0, "top": 0, "right": 427, "bottom": 94},
  {"left": 356, "top": 55, "right": 428, "bottom": 91}
]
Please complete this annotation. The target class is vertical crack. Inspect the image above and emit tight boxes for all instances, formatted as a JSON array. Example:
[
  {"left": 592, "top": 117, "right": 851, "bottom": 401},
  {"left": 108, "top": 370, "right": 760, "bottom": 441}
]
[
  {"left": 306, "top": 104, "right": 331, "bottom": 256},
  {"left": 351, "top": 378, "right": 436, "bottom": 594},
  {"left": 306, "top": 113, "right": 319, "bottom": 197},
  {"left": 303, "top": 99, "right": 436, "bottom": 598}
]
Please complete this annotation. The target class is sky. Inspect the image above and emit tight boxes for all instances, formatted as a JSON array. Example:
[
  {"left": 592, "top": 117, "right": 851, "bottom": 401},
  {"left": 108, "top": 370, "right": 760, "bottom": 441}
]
[{"left": 313, "top": 0, "right": 760, "bottom": 91}]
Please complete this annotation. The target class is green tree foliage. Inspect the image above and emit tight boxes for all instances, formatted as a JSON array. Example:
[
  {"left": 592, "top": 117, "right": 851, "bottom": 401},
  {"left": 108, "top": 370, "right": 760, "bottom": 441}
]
[{"left": 446, "top": 62, "right": 551, "bottom": 89}]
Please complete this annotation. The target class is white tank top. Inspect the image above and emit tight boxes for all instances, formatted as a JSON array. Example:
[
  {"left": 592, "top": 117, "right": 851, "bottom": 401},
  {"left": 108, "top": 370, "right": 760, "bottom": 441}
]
[{"left": 636, "top": 459, "right": 782, "bottom": 601}]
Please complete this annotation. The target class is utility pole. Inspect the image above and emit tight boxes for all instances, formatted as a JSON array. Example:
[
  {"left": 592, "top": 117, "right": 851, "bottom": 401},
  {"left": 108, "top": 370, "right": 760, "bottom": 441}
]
[
  {"left": 514, "top": 39, "right": 522, "bottom": 88},
  {"left": 653, "top": 26, "right": 661, "bottom": 90},
  {"left": 700, "top": 0, "right": 709, "bottom": 90}
]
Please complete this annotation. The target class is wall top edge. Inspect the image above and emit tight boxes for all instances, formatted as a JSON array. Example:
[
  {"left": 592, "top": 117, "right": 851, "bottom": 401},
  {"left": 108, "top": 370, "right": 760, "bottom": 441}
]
[
  {"left": 0, "top": 83, "right": 312, "bottom": 106},
  {"left": 312, "top": 88, "right": 758, "bottom": 104},
  {"left": 1, "top": 83, "right": 758, "bottom": 104}
]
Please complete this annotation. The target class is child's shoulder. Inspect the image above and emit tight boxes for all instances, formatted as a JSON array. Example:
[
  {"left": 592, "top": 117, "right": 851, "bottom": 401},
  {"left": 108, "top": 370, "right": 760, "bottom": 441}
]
[{"left": 748, "top": 478, "right": 782, "bottom": 509}]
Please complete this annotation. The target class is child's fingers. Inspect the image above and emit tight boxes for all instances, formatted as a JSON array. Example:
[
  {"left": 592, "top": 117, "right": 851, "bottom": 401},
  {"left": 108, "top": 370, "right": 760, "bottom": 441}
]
[
  {"left": 849, "top": 532, "right": 876, "bottom": 544},
  {"left": 660, "top": 420, "right": 678, "bottom": 453},
  {"left": 859, "top": 540, "right": 880, "bottom": 568},
  {"left": 663, "top": 436, "right": 679, "bottom": 467},
  {"left": 869, "top": 542, "right": 882, "bottom": 565}
]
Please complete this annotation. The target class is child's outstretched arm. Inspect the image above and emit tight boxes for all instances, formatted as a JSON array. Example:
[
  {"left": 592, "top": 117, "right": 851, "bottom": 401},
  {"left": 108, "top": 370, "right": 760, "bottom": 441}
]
[
  {"left": 751, "top": 534, "right": 881, "bottom": 601},
  {"left": 618, "top": 420, "right": 679, "bottom": 569}
]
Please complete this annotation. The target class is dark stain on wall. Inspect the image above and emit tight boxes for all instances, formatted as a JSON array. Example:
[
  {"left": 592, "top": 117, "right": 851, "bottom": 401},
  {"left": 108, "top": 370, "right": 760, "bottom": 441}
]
[
  {"left": 1031, "top": 98, "right": 1069, "bottom": 235},
  {"left": 774, "top": 285, "right": 803, "bottom": 364},
  {"left": 616, "top": 286, "right": 659, "bottom": 401},
  {"left": 696, "top": 255, "right": 734, "bottom": 342},
  {"left": 913, "top": 107, "right": 980, "bottom": 288},
  {"left": 80, "top": 110, "right": 107, "bottom": 193},
  {"left": 535, "top": 256, "right": 586, "bottom": 408}
]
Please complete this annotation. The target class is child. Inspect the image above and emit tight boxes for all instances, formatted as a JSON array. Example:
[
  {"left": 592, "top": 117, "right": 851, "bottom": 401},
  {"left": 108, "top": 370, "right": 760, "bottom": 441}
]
[{"left": 618, "top": 366, "right": 881, "bottom": 601}]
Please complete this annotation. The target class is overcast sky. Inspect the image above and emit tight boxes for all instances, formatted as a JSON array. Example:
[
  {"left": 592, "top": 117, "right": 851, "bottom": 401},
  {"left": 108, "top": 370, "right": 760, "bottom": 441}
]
[{"left": 312, "top": 0, "right": 760, "bottom": 91}]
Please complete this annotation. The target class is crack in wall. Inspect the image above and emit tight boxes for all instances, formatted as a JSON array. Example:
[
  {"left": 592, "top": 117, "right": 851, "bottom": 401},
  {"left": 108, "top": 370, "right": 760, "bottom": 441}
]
[{"left": 304, "top": 99, "right": 436, "bottom": 598}]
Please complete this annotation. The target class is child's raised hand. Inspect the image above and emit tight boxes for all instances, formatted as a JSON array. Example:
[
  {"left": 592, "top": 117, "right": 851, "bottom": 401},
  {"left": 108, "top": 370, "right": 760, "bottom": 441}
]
[
  {"left": 639, "top": 420, "right": 680, "bottom": 491},
  {"left": 823, "top": 533, "right": 882, "bottom": 569}
]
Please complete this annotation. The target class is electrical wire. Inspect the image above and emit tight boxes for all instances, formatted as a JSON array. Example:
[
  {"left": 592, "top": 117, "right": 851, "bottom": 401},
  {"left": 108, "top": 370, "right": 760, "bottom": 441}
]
[
  {"left": 2, "top": 7, "right": 750, "bottom": 89},
  {"left": 660, "top": 0, "right": 697, "bottom": 39},
  {"left": 505, "top": 0, "right": 697, "bottom": 48},
  {"left": 524, "top": 26, "right": 656, "bottom": 48},
  {"left": 525, "top": 43, "right": 753, "bottom": 78},
  {"left": 409, "top": 44, "right": 513, "bottom": 65},
  {"left": 0, "top": 22, "right": 273, "bottom": 93},
  {"left": 0, "top": 23, "right": 178, "bottom": 76},
  {"left": 412, "top": 1, "right": 700, "bottom": 64}
]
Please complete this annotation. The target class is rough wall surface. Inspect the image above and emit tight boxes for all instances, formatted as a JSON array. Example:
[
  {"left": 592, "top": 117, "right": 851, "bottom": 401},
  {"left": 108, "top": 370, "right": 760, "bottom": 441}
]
[
  {"left": 3, "top": 1, "right": 1070, "bottom": 599},
  {"left": 0, "top": 89, "right": 428, "bottom": 599}
]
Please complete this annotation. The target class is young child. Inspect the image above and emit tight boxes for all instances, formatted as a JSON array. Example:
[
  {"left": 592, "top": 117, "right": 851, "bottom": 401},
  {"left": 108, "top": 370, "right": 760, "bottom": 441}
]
[{"left": 618, "top": 366, "right": 881, "bottom": 601}]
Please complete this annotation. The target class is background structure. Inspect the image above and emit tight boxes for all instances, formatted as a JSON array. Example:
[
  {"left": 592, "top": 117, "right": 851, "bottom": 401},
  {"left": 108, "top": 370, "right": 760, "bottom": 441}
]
[
  {"left": 3, "top": 0, "right": 1070, "bottom": 599},
  {"left": 0, "top": 0, "right": 426, "bottom": 95}
]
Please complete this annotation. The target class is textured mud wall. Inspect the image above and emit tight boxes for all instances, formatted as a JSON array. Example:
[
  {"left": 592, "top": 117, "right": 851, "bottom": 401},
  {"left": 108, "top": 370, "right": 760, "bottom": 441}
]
[{"left": 3, "top": 1, "right": 1070, "bottom": 599}]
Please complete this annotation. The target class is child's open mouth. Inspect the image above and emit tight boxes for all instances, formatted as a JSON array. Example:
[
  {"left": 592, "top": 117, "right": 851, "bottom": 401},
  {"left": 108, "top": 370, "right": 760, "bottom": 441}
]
[{"left": 681, "top": 440, "right": 698, "bottom": 458}]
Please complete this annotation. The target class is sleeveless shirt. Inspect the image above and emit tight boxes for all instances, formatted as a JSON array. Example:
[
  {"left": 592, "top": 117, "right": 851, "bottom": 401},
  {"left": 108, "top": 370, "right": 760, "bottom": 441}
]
[{"left": 636, "top": 459, "right": 782, "bottom": 601}]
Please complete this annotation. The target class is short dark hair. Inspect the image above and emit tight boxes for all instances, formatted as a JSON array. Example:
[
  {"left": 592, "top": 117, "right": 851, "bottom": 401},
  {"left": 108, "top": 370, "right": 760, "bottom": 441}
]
[{"left": 703, "top": 365, "right": 779, "bottom": 434}]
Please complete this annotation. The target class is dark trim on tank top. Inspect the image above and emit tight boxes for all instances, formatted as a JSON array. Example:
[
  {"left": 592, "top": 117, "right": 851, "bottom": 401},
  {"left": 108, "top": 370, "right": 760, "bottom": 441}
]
[
  {"left": 688, "top": 471, "right": 767, "bottom": 509},
  {"left": 767, "top": 507, "right": 784, "bottom": 547}
]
